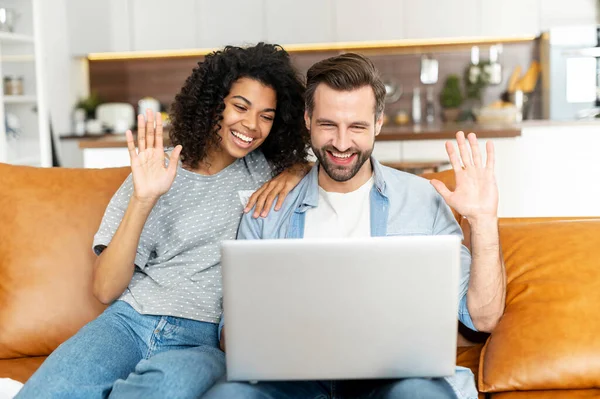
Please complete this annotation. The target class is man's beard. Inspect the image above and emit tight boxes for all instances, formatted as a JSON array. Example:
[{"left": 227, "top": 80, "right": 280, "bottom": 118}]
[{"left": 311, "top": 144, "right": 373, "bottom": 182}]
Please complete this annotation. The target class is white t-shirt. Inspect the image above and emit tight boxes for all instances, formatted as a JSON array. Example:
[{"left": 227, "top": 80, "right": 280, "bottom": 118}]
[{"left": 304, "top": 177, "right": 373, "bottom": 238}]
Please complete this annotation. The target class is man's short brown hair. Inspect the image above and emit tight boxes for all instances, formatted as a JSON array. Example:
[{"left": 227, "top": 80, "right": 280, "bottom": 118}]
[{"left": 305, "top": 53, "right": 386, "bottom": 119}]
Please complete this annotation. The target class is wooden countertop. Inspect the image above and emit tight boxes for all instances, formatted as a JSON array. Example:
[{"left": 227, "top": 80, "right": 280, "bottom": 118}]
[
  {"left": 377, "top": 122, "right": 521, "bottom": 141},
  {"left": 65, "top": 122, "right": 524, "bottom": 149}
]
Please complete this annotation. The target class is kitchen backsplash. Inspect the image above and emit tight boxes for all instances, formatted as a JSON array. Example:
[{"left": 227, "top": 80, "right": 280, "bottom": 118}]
[{"left": 89, "top": 40, "right": 541, "bottom": 121}]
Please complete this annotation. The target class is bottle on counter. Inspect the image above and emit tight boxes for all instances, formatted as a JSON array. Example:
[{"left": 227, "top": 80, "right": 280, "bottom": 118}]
[
  {"left": 73, "top": 108, "right": 86, "bottom": 136},
  {"left": 425, "top": 86, "right": 435, "bottom": 124},
  {"left": 412, "top": 87, "right": 422, "bottom": 124}
]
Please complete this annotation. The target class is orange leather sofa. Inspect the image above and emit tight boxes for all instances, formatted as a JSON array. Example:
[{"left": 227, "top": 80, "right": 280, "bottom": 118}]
[{"left": 1, "top": 163, "right": 598, "bottom": 398}]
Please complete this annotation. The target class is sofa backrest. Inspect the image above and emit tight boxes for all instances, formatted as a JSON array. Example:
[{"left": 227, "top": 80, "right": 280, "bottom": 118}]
[
  {"left": 0, "top": 164, "right": 459, "bottom": 358},
  {"left": 0, "top": 163, "right": 130, "bottom": 358}
]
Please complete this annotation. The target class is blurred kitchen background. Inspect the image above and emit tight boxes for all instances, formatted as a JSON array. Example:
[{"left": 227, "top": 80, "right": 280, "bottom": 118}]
[{"left": 1, "top": 0, "right": 600, "bottom": 217}]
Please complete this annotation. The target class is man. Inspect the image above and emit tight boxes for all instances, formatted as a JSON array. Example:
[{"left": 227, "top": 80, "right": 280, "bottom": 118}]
[{"left": 206, "top": 53, "right": 505, "bottom": 399}]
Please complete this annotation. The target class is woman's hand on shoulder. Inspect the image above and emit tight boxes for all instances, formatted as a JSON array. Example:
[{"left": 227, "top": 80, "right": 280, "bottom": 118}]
[{"left": 245, "top": 162, "right": 312, "bottom": 218}]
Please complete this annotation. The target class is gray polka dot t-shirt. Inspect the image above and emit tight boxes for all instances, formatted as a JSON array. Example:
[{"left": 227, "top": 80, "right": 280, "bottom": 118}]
[{"left": 93, "top": 150, "right": 273, "bottom": 324}]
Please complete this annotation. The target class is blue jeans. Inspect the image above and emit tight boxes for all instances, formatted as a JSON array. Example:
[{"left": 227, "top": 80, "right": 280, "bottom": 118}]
[
  {"left": 17, "top": 300, "right": 225, "bottom": 399},
  {"left": 202, "top": 378, "right": 457, "bottom": 399}
]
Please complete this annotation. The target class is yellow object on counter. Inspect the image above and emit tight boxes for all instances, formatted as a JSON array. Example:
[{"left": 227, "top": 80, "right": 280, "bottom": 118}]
[
  {"left": 488, "top": 100, "right": 514, "bottom": 109},
  {"left": 160, "top": 112, "right": 170, "bottom": 126},
  {"left": 509, "top": 61, "right": 540, "bottom": 93},
  {"left": 519, "top": 61, "right": 540, "bottom": 93},
  {"left": 394, "top": 111, "right": 410, "bottom": 125}
]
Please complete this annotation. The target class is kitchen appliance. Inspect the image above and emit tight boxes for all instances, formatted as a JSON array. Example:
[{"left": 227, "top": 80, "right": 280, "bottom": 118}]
[
  {"left": 85, "top": 119, "right": 103, "bottom": 135},
  {"left": 96, "top": 102, "right": 136, "bottom": 133},
  {"left": 138, "top": 97, "right": 161, "bottom": 116},
  {"left": 541, "top": 25, "right": 600, "bottom": 120}
]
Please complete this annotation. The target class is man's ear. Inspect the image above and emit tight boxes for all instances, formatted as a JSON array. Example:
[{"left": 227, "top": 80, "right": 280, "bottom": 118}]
[
  {"left": 304, "top": 110, "right": 311, "bottom": 131},
  {"left": 375, "top": 113, "right": 384, "bottom": 136}
]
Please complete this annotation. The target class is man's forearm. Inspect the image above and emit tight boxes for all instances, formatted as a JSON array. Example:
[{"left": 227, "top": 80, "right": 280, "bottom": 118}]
[{"left": 467, "top": 216, "right": 506, "bottom": 332}]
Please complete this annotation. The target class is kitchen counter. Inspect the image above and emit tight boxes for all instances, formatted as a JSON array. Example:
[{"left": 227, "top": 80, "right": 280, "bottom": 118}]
[
  {"left": 63, "top": 122, "right": 527, "bottom": 149},
  {"left": 61, "top": 119, "right": 600, "bottom": 217},
  {"left": 63, "top": 133, "right": 148, "bottom": 149},
  {"left": 377, "top": 122, "right": 522, "bottom": 141}
]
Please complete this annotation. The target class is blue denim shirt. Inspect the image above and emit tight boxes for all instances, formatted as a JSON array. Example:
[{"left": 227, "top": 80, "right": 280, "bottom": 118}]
[{"left": 225, "top": 158, "right": 479, "bottom": 399}]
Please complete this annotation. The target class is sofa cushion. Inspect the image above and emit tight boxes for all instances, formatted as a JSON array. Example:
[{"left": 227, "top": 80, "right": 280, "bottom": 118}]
[
  {"left": 479, "top": 220, "right": 600, "bottom": 392},
  {"left": 3, "top": 347, "right": 483, "bottom": 386},
  {"left": 457, "top": 344, "right": 483, "bottom": 378},
  {"left": 0, "top": 357, "right": 46, "bottom": 383},
  {"left": 0, "top": 164, "right": 130, "bottom": 358},
  {"left": 492, "top": 390, "right": 600, "bottom": 398}
]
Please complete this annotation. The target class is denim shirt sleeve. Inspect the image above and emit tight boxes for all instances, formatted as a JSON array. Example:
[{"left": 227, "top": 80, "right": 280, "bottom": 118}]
[
  {"left": 237, "top": 207, "right": 265, "bottom": 240},
  {"left": 432, "top": 193, "right": 477, "bottom": 332}
]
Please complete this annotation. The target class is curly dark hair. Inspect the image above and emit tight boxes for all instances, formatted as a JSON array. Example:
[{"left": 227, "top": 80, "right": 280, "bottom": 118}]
[{"left": 169, "top": 42, "right": 309, "bottom": 175}]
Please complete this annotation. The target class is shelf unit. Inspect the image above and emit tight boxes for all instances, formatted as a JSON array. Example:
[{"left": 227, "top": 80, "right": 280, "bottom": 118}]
[
  {"left": 4, "top": 95, "right": 37, "bottom": 104},
  {"left": 0, "top": 0, "right": 50, "bottom": 167}
]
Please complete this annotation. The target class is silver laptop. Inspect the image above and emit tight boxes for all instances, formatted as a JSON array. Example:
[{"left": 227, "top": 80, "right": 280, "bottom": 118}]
[{"left": 220, "top": 235, "right": 460, "bottom": 382}]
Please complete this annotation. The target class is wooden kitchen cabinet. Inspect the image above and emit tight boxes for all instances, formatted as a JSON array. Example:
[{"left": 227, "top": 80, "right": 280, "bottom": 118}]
[
  {"left": 480, "top": 0, "right": 540, "bottom": 37},
  {"left": 196, "top": 0, "right": 266, "bottom": 49},
  {"left": 264, "top": 0, "right": 335, "bottom": 44},
  {"left": 130, "top": 0, "right": 197, "bottom": 51},
  {"left": 403, "top": 0, "right": 481, "bottom": 39},
  {"left": 333, "top": 0, "right": 404, "bottom": 42}
]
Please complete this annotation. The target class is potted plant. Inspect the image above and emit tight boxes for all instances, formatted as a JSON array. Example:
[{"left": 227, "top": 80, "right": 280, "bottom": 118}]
[
  {"left": 439, "top": 75, "right": 463, "bottom": 122},
  {"left": 75, "top": 92, "right": 103, "bottom": 120}
]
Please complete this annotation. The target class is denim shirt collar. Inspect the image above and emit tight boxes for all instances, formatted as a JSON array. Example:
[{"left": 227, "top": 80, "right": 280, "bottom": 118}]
[{"left": 297, "top": 157, "right": 388, "bottom": 214}]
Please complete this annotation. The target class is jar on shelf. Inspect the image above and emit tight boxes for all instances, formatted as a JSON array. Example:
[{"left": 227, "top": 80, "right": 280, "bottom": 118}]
[{"left": 4, "top": 76, "right": 24, "bottom": 96}]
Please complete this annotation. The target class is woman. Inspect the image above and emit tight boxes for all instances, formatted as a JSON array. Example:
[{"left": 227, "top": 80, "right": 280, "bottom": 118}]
[{"left": 17, "top": 42, "right": 310, "bottom": 399}]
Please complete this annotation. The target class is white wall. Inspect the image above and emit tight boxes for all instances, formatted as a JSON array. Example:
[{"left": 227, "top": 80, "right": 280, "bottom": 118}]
[{"left": 38, "top": 0, "right": 71, "bottom": 137}]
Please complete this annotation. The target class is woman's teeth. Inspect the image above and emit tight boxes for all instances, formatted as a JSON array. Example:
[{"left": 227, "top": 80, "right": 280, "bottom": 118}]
[{"left": 232, "top": 130, "right": 253, "bottom": 143}]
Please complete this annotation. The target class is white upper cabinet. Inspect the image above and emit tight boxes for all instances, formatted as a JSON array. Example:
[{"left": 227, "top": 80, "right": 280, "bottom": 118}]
[
  {"left": 540, "top": 0, "right": 598, "bottom": 30},
  {"left": 333, "top": 0, "right": 404, "bottom": 42},
  {"left": 66, "top": 0, "right": 598, "bottom": 55},
  {"left": 264, "top": 0, "right": 335, "bottom": 44},
  {"left": 403, "top": 0, "right": 481, "bottom": 39},
  {"left": 66, "top": 0, "right": 113, "bottom": 55},
  {"left": 196, "top": 0, "right": 266, "bottom": 48},
  {"left": 107, "top": 0, "right": 133, "bottom": 52},
  {"left": 480, "top": 0, "right": 540, "bottom": 37},
  {"left": 66, "top": 0, "right": 132, "bottom": 55},
  {"left": 130, "top": 0, "right": 197, "bottom": 51}
]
